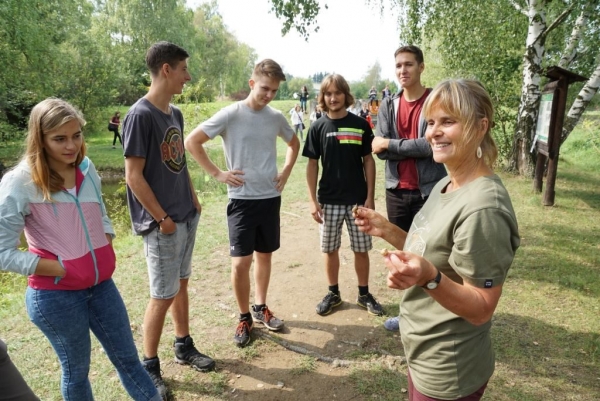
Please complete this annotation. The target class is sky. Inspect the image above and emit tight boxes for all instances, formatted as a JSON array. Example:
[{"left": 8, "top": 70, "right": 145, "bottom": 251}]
[{"left": 186, "top": 0, "right": 402, "bottom": 83}]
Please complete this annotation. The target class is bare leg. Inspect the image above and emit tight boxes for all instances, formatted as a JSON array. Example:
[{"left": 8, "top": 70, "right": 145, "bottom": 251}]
[
  {"left": 354, "top": 251, "right": 370, "bottom": 287},
  {"left": 231, "top": 255, "right": 253, "bottom": 314},
  {"left": 170, "top": 278, "right": 190, "bottom": 338},
  {"left": 143, "top": 297, "right": 175, "bottom": 358},
  {"left": 253, "top": 252, "right": 272, "bottom": 305},
  {"left": 324, "top": 249, "right": 340, "bottom": 285}
]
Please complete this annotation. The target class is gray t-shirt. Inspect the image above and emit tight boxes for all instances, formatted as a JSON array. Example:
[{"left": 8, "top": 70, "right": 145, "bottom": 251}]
[
  {"left": 122, "top": 98, "right": 196, "bottom": 235},
  {"left": 200, "top": 101, "right": 295, "bottom": 199}
]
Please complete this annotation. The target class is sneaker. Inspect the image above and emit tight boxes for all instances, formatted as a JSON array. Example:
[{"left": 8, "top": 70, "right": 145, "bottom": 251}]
[
  {"left": 173, "top": 336, "right": 216, "bottom": 372},
  {"left": 357, "top": 293, "right": 384, "bottom": 316},
  {"left": 233, "top": 320, "right": 253, "bottom": 347},
  {"left": 384, "top": 316, "right": 400, "bottom": 331},
  {"left": 316, "top": 291, "right": 342, "bottom": 316},
  {"left": 142, "top": 357, "right": 167, "bottom": 400},
  {"left": 252, "top": 305, "right": 284, "bottom": 331}
]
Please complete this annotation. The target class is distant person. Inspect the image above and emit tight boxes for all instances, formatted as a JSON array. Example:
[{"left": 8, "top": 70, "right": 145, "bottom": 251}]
[
  {"left": 381, "top": 85, "right": 391, "bottom": 99},
  {"left": 310, "top": 105, "right": 322, "bottom": 125},
  {"left": 0, "top": 98, "right": 159, "bottom": 401},
  {"left": 302, "top": 74, "right": 382, "bottom": 317},
  {"left": 291, "top": 104, "right": 305, "bottom": 141},
  {"left": 368, "top": 86, "right": 377, "bottom": 104},
  {"left": 372, "top": 45, "right": 447, "bottom": 332},
  {"left": 358, "top": 102, "right": 369, "bottom": 119},
  {"left": 122, "top": 41, "right": 214, "bottom": 400},
  {"left": 354, "top": 79, "right": 520, "bottom": 401},
  {"left": 0, "top": 339, "right": 39, "bottom": 400},
  {"left": 185, "top": 59, "right": 300, "bottom": 348},
  {"left": 300, "top": 85, "right": 309, "bottom": 112},
  {"left": 108, "top": 111, "right": 122, "bottom": 148}
]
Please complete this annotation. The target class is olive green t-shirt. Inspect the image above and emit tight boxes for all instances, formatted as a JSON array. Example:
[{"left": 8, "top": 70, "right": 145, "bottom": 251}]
[{"left": 400, "top": 174, "right": 520, "bottom": 399}]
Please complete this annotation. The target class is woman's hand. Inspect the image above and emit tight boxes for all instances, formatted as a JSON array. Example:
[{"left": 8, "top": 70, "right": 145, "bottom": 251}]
[
  {"left": 353, "top": 207, "right": 389, "bottom": 238},
  {"left": 383, "top": 251, "right": 438, "bottom": 290}
]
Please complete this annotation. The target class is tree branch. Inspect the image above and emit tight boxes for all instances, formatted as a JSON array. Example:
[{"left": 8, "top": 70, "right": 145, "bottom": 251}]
[
  {"left": 509, "top": 0, "right": 527, "bottom": 16},
  {"left": 558, "top": 4, "right": 591, "bottom": 69}
]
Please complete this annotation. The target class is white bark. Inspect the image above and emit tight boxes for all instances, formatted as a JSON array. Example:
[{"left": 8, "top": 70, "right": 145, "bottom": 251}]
[
  {"left": 559, "top": 4, "right": 591, "bottom": 68},
  {"left": 511, "top": 0, "right": 547, "bottom": 175},
  {"left": 562, "top": 61, "right": 600, "bottom": 142}
]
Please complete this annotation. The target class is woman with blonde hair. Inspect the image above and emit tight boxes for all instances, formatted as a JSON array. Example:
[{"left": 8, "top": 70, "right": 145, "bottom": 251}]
[
  {"left": 354, "top": 79, "right": 520, "bottom": 400},
  {"left": 0, "top": 98, "right": 160, "bottom": 400}
]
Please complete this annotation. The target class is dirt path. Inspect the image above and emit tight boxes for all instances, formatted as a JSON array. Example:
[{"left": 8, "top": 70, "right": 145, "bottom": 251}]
[{"left": 160, "top": 200, "right": 406, "bottom": 400}]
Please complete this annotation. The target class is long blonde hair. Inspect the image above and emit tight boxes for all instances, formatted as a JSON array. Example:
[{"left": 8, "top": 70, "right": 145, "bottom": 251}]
[
  {"left": 423, "top": 79, "right": 497, "bottom": 168},
  {"left": 25, "top": 98, "right": 87, "bottom": 201}
]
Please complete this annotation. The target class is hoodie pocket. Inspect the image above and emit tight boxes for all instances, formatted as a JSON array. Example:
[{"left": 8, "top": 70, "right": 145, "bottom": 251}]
[{"left": 54, "top": 256, "right": 67, "bottom": 285}]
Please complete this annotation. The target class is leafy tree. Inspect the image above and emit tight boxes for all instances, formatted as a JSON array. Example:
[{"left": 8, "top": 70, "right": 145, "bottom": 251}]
[{"left": 268, "top": 0, "right": 600, "bottom": 176}]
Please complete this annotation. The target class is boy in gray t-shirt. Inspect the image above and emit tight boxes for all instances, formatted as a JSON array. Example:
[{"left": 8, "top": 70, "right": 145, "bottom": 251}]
[{"left": 185, "top": 59, "right": 300, "bottom": 348}]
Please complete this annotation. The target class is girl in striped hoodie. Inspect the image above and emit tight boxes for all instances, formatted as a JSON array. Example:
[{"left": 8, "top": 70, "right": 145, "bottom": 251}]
[{"left": 0, "top": 98, "right": 160, "bottom": 401}]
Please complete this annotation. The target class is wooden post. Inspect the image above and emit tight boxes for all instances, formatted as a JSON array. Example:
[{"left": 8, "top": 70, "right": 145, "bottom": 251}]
[{"left": 531, "top": 66, "right": 586, "bottom": 206}]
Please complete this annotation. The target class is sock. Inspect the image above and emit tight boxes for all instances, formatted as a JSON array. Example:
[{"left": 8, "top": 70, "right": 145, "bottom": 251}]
[
  {"left": 358, "top": 285, "right": 369, "bottom": 296},
  {"left": 143, "top": 355, "right": 159, "bottom": 362},
  {"left": 239, "top": 312, "right": 252, "bottom": 322},
  {"left": 328, "top": 284, "right": 339, "bottom": 295},
  {"left": 175, "top": 335, "right": 190, "bottom": 344},
  {"left": 253, "top": 304, "right": 266, "bottom": 312}
]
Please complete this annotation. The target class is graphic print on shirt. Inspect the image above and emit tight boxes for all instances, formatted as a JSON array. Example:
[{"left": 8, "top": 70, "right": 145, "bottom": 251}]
[
  {"left": 404, "top": 211, "right": 431, "bottom": 257},
  {"left": 326, "top": 127, "right": 364, "bottom": 145},
  {"left": 160, "top": 126, "right": 186, "bottom": 173}
]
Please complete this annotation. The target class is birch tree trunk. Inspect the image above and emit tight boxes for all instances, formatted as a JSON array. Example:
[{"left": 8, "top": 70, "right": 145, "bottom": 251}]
[
  {"left": 561, "top": 60, "right": 600, "bottom": 143},
  {"left": 509, "top": 0, "right": 548, "bottom": 176}
]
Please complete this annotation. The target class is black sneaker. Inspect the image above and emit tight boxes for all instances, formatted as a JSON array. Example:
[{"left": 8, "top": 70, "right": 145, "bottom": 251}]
[
  {"left": 357, "top": 293, "right": 384, "bottom": 316},
  {"left": 173, "top": 336, "right": 216, "bottom": 372},
  {"left": 142, "top": 357, "right": 167, "bottom": 400},
  {"left": 234, "top": 320, "right": 253, "bottom": 347},
  {"left": 316, "top": 291, "right": 342, "bottom": 316},
  {"left": 252, "top": 305, "right": 284, "bottom": 331}
]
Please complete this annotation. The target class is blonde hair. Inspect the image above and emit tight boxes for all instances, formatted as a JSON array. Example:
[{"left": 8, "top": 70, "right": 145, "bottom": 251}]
[
  {"left": 25, "top": 98, "right": 87, "bottom": 201},
  {"left": 423, "top": 79, "right": 497, "bottom": 168},
  {"left": 318, "top": 74, "right": 355, "bottom": 113},
  {"left": 252, "top": 59, "right": 286, "bottom": 82}
]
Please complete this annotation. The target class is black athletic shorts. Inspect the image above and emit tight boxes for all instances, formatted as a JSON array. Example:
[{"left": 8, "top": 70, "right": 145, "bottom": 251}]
[{"left": 226, "top": 196, "right": 281, "bottom": 257}]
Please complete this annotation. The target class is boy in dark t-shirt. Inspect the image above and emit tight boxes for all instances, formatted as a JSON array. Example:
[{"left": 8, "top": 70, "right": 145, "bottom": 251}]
[
  {"left": 122, "top": 41, "right": 214, "bottom": 399},
  {"left": 303, "top": 74, "right": 383, "bottom": 317}
]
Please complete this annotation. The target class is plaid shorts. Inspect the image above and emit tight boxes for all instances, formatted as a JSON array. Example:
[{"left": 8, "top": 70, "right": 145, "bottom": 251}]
[{"left": 319, "top": 204, "right": 372, "bottom": 253}]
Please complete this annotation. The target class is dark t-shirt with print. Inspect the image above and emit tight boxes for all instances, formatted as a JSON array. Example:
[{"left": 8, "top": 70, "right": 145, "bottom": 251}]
[
  {"left": 122, "top": 98, "right": 196, "bottom": 235},
  {"left": 302, "top": 112, "right": 373, "bottom": 205}
]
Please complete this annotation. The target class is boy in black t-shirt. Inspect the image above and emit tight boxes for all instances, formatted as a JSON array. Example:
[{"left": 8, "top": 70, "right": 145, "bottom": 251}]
[{"left": 302, "top": 74, "right": 383, "bottom": 317}]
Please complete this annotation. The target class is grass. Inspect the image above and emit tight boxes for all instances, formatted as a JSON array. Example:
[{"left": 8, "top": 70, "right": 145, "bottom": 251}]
[{"left": 1, "top": 103, "right": 599, "bottom": 400}]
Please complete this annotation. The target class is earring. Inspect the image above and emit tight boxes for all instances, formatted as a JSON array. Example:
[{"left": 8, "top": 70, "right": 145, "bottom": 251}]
[{"left": 477, "top": 146, "right": 482, "bottom": 159}]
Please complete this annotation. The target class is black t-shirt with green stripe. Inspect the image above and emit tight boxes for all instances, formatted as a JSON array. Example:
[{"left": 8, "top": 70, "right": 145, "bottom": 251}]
[{"left": 302, "top": 112, "right": 374, "bottom": 205}]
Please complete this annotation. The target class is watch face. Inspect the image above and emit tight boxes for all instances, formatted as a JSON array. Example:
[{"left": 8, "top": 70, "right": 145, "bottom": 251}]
[{"left": 426, "top": 281, "right": 438, "bottom": 290}]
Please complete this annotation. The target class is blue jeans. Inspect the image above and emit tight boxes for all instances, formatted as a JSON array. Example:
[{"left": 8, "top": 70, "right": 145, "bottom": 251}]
[{"left": 26, "top": 279, "right": 160, "bottom": 401}]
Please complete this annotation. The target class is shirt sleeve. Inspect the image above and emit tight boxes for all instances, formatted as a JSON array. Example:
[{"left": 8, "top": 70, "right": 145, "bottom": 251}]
[
  {"left": 278, "top": 113, "right": 295, "bottom": 143},
  {"left": 449, "top": 208, "right": 519, "bottom": 288},
  {"left": 122, "top": 112, "right": 150, "bottom": 159},
  {"left": 0, "top": 175, "right": 39, "bottom": 276},
  {"left": 199, "top": 107, "right": 229, "bottom": 139}
]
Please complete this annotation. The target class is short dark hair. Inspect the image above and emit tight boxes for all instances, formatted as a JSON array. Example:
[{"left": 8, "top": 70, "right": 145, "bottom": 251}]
[
  {"left": 146, "top": 41, "right": 189, "bottom": 76},
  {"left": 394, "top": 45, "right": 424, "bottom": 64}
]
